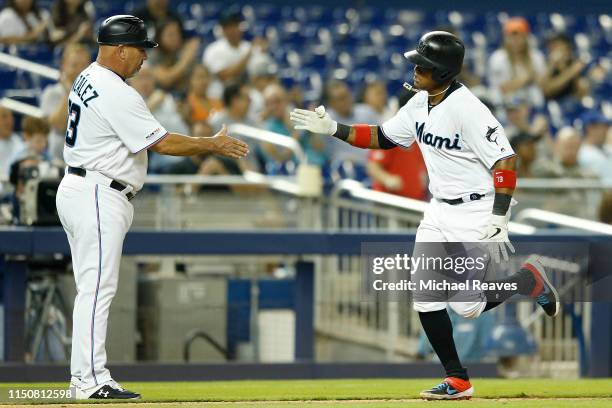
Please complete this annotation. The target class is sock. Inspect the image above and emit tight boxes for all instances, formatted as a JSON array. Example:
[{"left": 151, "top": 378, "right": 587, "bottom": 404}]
[
  {"left": 482, "top": 266, "right": 537, "bottom": 305},
  {"left": 418, "top": 309, "right": 469, "bottom": 380}
]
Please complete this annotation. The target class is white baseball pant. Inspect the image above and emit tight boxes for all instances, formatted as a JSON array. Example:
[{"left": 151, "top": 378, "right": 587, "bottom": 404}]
[
  {"left": 413, "top": 196, "right": 494, "bottom": 318},
  {"left": 56, "top": 173, "right": 133, "bottom": 390}
]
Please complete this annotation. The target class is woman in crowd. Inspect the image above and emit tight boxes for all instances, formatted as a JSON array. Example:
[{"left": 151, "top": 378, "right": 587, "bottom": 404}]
[
  {"left": 185, "top": 64, "right": 223, "bottom": 124},
  {"left": 0, "top": 0, "right": 50, "bottom": 45},
  {"left": 49, "top": 0, "right": 95, "bottom": 47},
  {"left": 149, "top": 19, "right": 200, "bottom": 93}
]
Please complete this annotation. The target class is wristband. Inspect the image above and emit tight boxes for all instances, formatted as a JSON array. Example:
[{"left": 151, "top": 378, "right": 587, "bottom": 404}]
[
  {"left": 493, "top": 169, "right": 517, "bottom": 189},
  {"left": 492, "top": 193, "right": 512, "bottom": 216},
  {"left": 353, "top": 124, "right": 371, "bottom": 148},
  {"left": 333, "top": 123, "right": 350, "bottom": 141}
]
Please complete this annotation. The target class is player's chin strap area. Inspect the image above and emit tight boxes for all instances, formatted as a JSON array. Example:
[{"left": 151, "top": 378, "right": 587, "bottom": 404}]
[{"left": 67, "top": 166, "right": 135, "bottom": 201}]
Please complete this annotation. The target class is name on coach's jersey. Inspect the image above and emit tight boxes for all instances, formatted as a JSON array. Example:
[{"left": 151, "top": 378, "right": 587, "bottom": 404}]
[
  {"left": 415, "top": 122, "right": 461, "bottom": 151},
  {"left": 71, "top": 74, "right": 99, "bottom": 107}
]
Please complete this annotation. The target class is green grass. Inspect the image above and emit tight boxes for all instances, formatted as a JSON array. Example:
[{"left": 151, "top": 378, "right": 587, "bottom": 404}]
[{"left": 0, "top": 379, "right": 610, "bottom": 406}]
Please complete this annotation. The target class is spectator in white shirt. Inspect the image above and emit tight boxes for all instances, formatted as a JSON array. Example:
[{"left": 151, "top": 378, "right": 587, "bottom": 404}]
[
  {"left": 577, "top": 111, "right": 612, "bottom": 184},
  {"left": 0, "top": 107, "right": 24, "bottom": 179},
  {"left": 487, "top": 17, "right": 546, "bottom": 107},
  {"left": 39, "top": 43, "right": 91, "bottom": 162},
  {"left": 202, "top": 10, "right": 268, "bottom": 99},
  {"left": 0, "top": 0, "right": 50, "bottom": 45}
]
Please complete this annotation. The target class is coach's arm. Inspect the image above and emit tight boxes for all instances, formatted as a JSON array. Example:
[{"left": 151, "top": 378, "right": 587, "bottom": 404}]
[
  {"left": 150, "top": 124, "right": 249, "bottom": 159},
  {"left": 290, "top": 106, "right": 395, "bottom": 150}
]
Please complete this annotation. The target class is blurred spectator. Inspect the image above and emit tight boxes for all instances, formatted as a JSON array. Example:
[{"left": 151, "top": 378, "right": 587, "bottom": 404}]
[
  {"left": 202, "top": 10, "right": 268, "bottom": 99},
  {"left": 541, "top": 32, "right": 590, "bottom": 102},
  {"left": 552, "top": 126, "right": 594, "bottom": 178},
  {"left": 248, "top": 56, "right": 279, "bottom": 122},
  {"left": 130, "top": 64, "right": 189, "bottom": 134},
  {"left": 134, "top": 0, "right": 182, "bottom": 40},
  {"left": 186, "top": 64, "right": 223, "bottom": 124},
  {"left": 0, "top": 107, "right": 24, "bottom": 179},
  {"left": 9, "top": 116, "right": 50, "bottom": 163},
  {"left": 367, "top": 146, "right": 428, "bottom": 200},
  {"left": 358, "top": 80, "right": 392, "bottom": 123},
  {"left": 510, "top": 132, "right": 557, "bottom": 178},
  {"left": 149, "top": 19, "right": 200, "bottom": 93},
  {"left": 40, "top": 43, "right": 91, "bottom": 162},
  {"left": 504, "top": 95, "right": 553, "bottom": 157},
  {"left": 577, "top": 111, "right": 612, "bottom": 184},
  {"left": 324, "top": 80, "right": 379, "bottom": 167},
  {"left": 209, "top": 82, "right": 257, "bottom": 131},
  {"left": 209, "top": 82, "right": 259, "bottom": 171},
  {"left": 257, "top": 83, "right": 299, "bottom": 173},
  {"left": 49, "top": 0, "right": 94, "bottom": 47},
  {"left": 488, "top": 17, "right": 545, "bottom": 107},
  {"left": 0, "top": 0, "right": 50, "bottom": 45},
  {"left": 129, "top": 64, "right": 192, "bottom": 174}
]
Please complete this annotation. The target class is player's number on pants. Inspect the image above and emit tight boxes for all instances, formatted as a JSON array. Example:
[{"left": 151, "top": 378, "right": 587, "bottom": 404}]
[{"left": 66, "top": 100, "right": 81, "bottom": 147}]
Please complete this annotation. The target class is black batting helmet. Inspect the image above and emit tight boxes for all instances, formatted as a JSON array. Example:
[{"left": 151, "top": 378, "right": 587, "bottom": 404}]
[
  {"left": 97, "top": 15, "right": 158, "bottom": 48},
  {"left": 404, "top": 31, "right": 464, "bottom": 84}
]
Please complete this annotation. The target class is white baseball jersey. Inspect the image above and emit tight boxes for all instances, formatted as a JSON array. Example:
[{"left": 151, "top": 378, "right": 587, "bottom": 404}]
[
  {"left": 381, "top": 83, "right": 514, "bottom": 199},
  {"left": 63, "top": 62, "right": 168, "bottom": 191}
]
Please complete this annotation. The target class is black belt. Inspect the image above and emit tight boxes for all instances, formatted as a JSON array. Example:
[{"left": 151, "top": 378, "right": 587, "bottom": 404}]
[
  {"left": 68, "top": 166, "right": 135, "bottom": 201},
  {"left": 441, "top": 193, "right": 484, "bottom": 205}
]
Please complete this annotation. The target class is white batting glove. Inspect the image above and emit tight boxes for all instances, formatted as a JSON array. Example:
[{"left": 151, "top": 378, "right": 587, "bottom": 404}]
[
  {"left": 479, "top": 214, "right": 515, "bottom": 263},
  {"left": 290, "top": 105, "right": 338, "bottom": 135}
]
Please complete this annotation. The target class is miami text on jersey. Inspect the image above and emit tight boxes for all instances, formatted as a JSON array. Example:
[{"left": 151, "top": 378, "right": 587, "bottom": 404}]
[
  {"left": 72, "top": 74, "right": 100, "bottom": 107},
  {"left": 416, "top": 122, "right": 461, "bottom": 150}
]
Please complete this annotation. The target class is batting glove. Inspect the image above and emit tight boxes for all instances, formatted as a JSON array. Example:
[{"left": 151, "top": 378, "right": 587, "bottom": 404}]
[
  {"left": 290, "top": 105, "right": 338, "bottom": 136},
  {"left": 479, "top": 214, "right": 515, "bottom": 263}
]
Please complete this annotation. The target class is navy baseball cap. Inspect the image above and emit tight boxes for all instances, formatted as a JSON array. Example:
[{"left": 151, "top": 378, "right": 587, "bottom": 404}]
[{"left": 581, "top": 110, "right": 611, "bottom": 128}]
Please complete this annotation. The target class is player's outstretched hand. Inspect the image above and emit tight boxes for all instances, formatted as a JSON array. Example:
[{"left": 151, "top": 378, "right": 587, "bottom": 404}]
[
  {"left": 290, "top": 105, "right": 338, "bottom": 135},
  {"left": 479, "top": 214, "right": 515, "bottom": 263},
  {"left": 210, "top": 125, "right": 249, "bottom": 159}
]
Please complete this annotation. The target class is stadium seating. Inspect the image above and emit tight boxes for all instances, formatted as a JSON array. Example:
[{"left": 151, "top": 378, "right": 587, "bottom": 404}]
[{"left": 0, "top": 1, "right": 609, "bottom": 183}]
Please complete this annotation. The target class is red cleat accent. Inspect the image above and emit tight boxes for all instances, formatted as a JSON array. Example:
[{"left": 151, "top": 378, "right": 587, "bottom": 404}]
[
  {"left": 523, "top": 262, "right": 544, "bottom": 297},
  {"left": 444, "top": 377, "right": 472, "bottom": 393}
]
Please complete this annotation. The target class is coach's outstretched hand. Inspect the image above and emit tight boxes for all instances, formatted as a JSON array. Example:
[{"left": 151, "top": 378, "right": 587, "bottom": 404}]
[
  {"left": 211, "top": 125, "right": 250, "bottom": 159},
  {"left": 290, "top": 105, "right": 338, "bottom": 135},
  {"left": 480, "top": 214, "right": 515, "bottom": 263}
]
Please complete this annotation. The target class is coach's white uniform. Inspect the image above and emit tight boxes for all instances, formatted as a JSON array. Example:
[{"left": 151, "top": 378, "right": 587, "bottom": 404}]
[
  {"left": 381, "top": 83, "right": 515, "bottom": 317},
  {"left": 56, "top": 62, "right": 168, "bottom": 391}
]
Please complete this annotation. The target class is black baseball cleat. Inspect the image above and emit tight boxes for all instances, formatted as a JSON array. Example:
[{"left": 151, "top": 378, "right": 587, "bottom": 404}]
[
  {"left": 87, "top": 382, "right": 140, "bottom": 400},
  {"left": 521, "top": 255, "right": 560, "bottom": 317},
  {"left": 420, "top": 377, "right": 474, "bottom": 400}
]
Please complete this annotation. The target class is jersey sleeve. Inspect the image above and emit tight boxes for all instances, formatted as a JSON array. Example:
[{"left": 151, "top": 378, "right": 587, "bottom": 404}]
[
  {"left": 460, "top": 101, "right": 515, "bottom": 169},
  {"left": 380, "top": 103, "right": 416, "bottom": 149},
  {"left": 102, "top": 87, "right": 168, "bottom": 154}
]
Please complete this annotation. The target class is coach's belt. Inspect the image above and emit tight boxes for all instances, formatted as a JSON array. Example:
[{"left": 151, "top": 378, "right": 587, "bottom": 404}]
[
  {"left": 440, "top": 193, "right": 485, "bottom": 205},
  {"left": 67, "top": 166, "right": 135, "bottom": 201}
]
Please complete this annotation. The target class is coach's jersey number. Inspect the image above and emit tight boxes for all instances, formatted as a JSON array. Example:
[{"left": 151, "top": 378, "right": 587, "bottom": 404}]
[{"left": 65, "top": 100, "right": 81, "bottom": 147}]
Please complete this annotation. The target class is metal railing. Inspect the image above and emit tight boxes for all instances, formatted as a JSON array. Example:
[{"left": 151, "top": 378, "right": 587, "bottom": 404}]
[{"left": 515, "top": 208, "right": 612, "bottom": 235}]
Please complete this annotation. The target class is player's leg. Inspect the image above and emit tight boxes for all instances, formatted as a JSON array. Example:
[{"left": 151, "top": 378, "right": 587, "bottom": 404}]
[
  {"left": 83, "top": 185, "right": 134, "bottom": 395},
  {"left": 57, "top": 177, "right": 137, "bottom": 398},
  {"left": 56, "top": 175, "right": 89, "bottom": 388},
  {"left": 413, "top": 202, "right": 473, "bottom": 400}
]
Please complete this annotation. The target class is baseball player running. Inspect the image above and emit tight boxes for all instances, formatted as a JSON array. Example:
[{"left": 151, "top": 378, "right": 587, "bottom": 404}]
[
  {"left": 291, "top": 31, "right": 559, "bottom": 400},
  {"left": 56, "top": 15, "right": 248, "bottom": 399}
]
